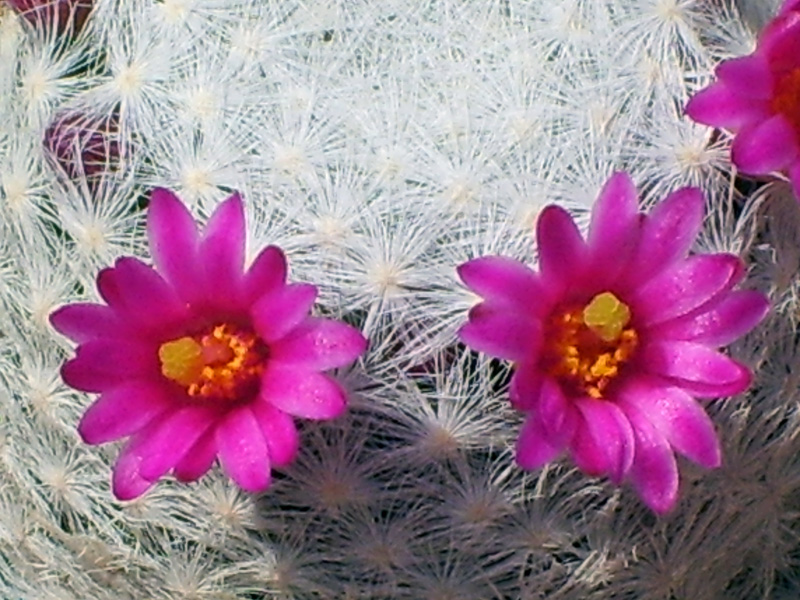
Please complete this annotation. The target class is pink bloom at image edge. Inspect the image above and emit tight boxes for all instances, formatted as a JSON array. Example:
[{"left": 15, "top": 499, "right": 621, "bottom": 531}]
[
  {"left": 50, "top": 189, "right": 368, "bottom": 500},
  {"left": 6, "top": 0, "right": 93, "bottom": 34},
  {"left": 457, "top": 172, "right": 769, "bottom": 514},
  {"left": 685, "top": 0, "right": 800, "bottom": 197}
]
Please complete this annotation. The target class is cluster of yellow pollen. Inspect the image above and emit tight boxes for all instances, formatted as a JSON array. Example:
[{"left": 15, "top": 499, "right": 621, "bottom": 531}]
[
  {"left": 158, "top": 324, "right": 266, "bottom": 401},
  {"left": 542, "top": 291, "right": 638, "bottom": 399},
  {"left": 772, "top": 68, "right": 800, "bottom": 136}
]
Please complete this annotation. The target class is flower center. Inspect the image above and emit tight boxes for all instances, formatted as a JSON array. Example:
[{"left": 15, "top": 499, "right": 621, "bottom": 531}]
[
  {"left": 771, "top": 68, "right": 800, "bottom": 138},
  {"left": 541, "top": 292, "right": 638, "bottom": 399},
  {"left": 158, "top": 324, "right": 267, "bottom": 401}
]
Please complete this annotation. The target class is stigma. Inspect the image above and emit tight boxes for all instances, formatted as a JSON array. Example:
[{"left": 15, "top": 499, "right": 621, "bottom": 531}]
[
  {"left": 158, "top": 324, "right": 267, "bottom": 401},
  {"left": 542, "top": 291, "right": 638, "bottom": 399}
]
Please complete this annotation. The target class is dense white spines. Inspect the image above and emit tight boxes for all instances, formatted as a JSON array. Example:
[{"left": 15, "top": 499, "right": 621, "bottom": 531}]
[{"left": 1, "top": 0, "right": 798, "bottom": 598}]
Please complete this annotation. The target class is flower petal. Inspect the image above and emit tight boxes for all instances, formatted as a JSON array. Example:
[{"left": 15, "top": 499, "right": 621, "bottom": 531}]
[
  {"left": 571, "top": 399, "right": 634, "bottom": 484},
  {"left": 622, "top": 402, "right": 679, "bottom": 515},
  {"left": 110, "top": 257, "right": 189, "bottom": 333},
  {"left": 586, "top": 171, "right": 640, "bottom": 284},
  {"left": 201, "top": 193, "right": 246, "bottom": 311},
  {"left": 684, "top": 82, "right": 768, "bottom": 128},
  {"left": 173, "top": 429, "right": 218, "bottom": 483},
  {"left": 762, "top": 13, "right": 800, "bottom": 71},
  {"left": 112, "top": 440, "right": 156, "bottom": 501},
  {"left": 251, "top": 401, "right": 299, "bottom": 467},
  {"left": 625, "top": 187, "right": 704, "bottom": 284},
  {"left": 50, "top": 303, "right": 125, "bottom": 343},
  {"left": 649, "top": 290, "right": 769, "bottom": 346},
  {"left": 270, "top": 317, "right": 367, "bottom": 370},
  {"left": 250, "top": 283, "right": 318, "bottom": 343},
  {"left": 459, "top": 304, "right": 541, "bottom": 362},
  {"left": 641, "top": 340, "right": 752, "bottom": 398},
  {"left": 61, "top": 340, "right": 159, "bottom": 393},
  {"left": 261, "top": 366, "right": 347, "bottom": 419},
  {"left": 216, "top": 406, "right": 271, "bottom": 493},
  {"left": 78, "top": 380, "right": 172, "bottom": 445},
  {"left": 536, "top": 205, "right": 588, "bottom": 293},
  {"left": 509, "top": 366, "right": 543, "bottom": 412},
  {"left": 619, "top": 377, "right": 721, "bottom": 469},
  {"left": 244, "top": 245, "right": 288, "bottom": 305},
  {"left": 732, "top": 115, "right": 798, "bottom": 174},
  {"left": 146, "top": 188, "right": 203, "bottom": 303},
  {"left": 715, "top": 55, "right": 772, "bottom": 100},
  {"left": 137, "top": 406, "right": 218, "bottom": 481},
  {"left": 633, "top": 254, "right": 744, "bottom": 326},
  {"left": 537, "top": 378, "right": 577, "bottom": 445},
  {"left": 516, "top": 413, "right": 563, "bottom": 471},
  {"left": 457, "top": 256, "right": 551, "bottom": 316}
]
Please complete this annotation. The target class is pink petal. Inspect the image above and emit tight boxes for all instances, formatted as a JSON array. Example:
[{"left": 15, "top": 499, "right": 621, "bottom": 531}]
[
  {"left": 173, "top": 429, "right": 218, "bottom": 483},
  {"left": 624, "top": 187, "right": 704, "bottom": 285},
  {"left": 633, "top": 254, "right": 744, "bottom": 326},
  {"left": 571, "top": 399, "right": 634, "bottom": 484},
  {"left": 641, "top": 340, "right": 752, "bottom": 398},
  {"left": 112, "top": 440, "right": 156, "bottom": 500},
  {"left": 649, "top": 290, "right": 769, "bottom": 346},
  {"left": 537, "top": 378, "right": 577, "bottom": 445},
  {"left": 790, "top": 160, "right": 800, "bottom": 200},
  {"left": 251, "top": 401, "right": 299, "bottom": 467},
  {"left": 61, "top": 340, "right": 159, "bottom": 393},
  {"left": 78, "top": 380, "right": 172, "bottom": 445},
  {"left": 779, "top": 0, "right": 800, "bottom": 15},
  {"left": 715, "top": 55, "right": 772, "bottom": 100},
  {"left": 684, "top": 83, "right": 768, "bottom": 128},
  {"left": 619, "top": 377, "right": 721, "bottom": 469},
  {"left": 146, "top": 188, "right": 203, "bottom": 304},
  {"left": 516, "top": 413, "right": 563, "bottom": 470},
  {"left": 762, "top": 13, "right": 800, "bottom": 71},
  {"left": 457, "top": 256, "right": 551, "bottom": 317},
  {"left": 201, "top": 193, "right": 246, "bottom": 311},
  {"left": 586, "top": 172, "right": 641, "bottom": 284},
  {"left": 732, "top": 115, "right": 799, "bottom": 174},
  {"left": 250, "top": 283, "right": 318, "bottom": 343},
  {"left": 137, "top": 406, "right": 218, "bottom": 481},
  {"left": 260, "top": 366, "right": 347, "bottom": 419},
  {"left": 270, "top": 317, "right": 367, "bottom": 370},
  {"left": 50, "top": 303, "right": 125, "bottom": 343},
  {"left": 110, "top": 257, "right": 189, "bottom": 333},
  {"left": 536, "top": 205, "right": 588, "bottom": 293},
  {"left": 216, "top": 406, "right": 271, "bottom": 493},
  {"left": 244, "top": 246, "right": 288, "bottom": 305},
  {"left": 623, "top": 402, "right": 679, "bottom": 515},
  {"left": 458, "top": 303, "right": 541, "bottom": 362},
  {"left": 509, "top": 366, "right": 543, "bottom": 411}
]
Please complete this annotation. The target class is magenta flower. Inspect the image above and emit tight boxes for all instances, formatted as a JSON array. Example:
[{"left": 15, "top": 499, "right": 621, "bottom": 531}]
[
  {"left": 685, "top": 0, "right": 800, "bottom": 197},
  {"left": 7, "top": 0, "right": 93, "bottom": 35},
  {"left": 457, "top": 173, "right": 768, "bottom": 514},
  {"left": 51, "top": 189, "right": 367, "bottom": 500}
]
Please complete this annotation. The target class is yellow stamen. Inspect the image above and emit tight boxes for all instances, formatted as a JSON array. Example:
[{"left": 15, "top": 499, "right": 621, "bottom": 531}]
[
  {"left": 158, "top": 324, "right": 266, "bottom": 401},
  {"left": 542, "top": 292, "right": 638, "bottom": 399}
]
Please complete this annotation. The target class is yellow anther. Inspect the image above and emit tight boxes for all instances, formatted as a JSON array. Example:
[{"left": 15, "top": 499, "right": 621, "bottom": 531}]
[
  {"left": 159, "top": 337, "right": 204, "bottom": 386},
  {"left": 582, "top": 291, "right": 631, "bottom": 343}
]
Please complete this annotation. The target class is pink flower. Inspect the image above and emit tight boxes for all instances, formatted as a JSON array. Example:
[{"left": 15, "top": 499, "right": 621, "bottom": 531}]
[
  {"left": 7, "top": 0, "right": 93, "bottom": 35},
  {"left": 51, "top": 189, "right": 368, "bottom": 500},
  {"left": 685, "top": 0, "right": 800, "bottom": 197},
  {"left": 457, "top": 173, "right": 768, "bottom": 514}
]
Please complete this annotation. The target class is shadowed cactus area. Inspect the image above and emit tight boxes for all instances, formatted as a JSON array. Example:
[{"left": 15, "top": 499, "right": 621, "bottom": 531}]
[{"left": 2, "top": 0, "right": 800, "bottom": 598}]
